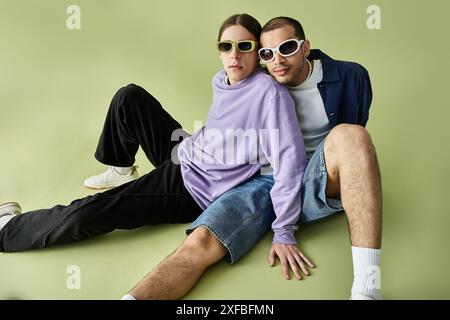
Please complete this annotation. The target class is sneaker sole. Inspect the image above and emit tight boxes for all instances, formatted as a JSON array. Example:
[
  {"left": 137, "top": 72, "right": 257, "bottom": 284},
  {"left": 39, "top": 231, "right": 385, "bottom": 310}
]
[
  {"left": 84, "top": 184, "right": 119, "bottom": 190},
  {"left": 84, "top": 181, "right": 136, "bottom": 190}
]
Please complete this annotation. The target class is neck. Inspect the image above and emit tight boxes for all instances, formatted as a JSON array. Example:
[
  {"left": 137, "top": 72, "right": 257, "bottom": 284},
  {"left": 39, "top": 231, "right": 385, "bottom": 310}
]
[{"left": 293, "top": 58, "right": 313, "bottom": 86}]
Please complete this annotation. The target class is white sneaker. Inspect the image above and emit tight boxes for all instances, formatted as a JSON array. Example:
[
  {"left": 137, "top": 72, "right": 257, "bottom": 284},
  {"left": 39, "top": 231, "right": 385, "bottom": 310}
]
[
  {"left": 0, "top": 202, "right": 22, "bottom": 231},
  {"left": 0, "top": 202, "right": 22, "bottom": 218},
  {"left": 84, "top": 166, "right": 139, "bottom": 190}
]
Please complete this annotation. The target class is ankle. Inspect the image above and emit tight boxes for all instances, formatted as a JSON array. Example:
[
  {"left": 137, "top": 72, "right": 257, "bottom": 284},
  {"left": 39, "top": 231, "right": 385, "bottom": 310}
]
[
  {"left": 112, "top": 166, "right": 133, "bottom": 175},
  {"left": 351, "top": 246, "right": 382, "bottom": 300}
]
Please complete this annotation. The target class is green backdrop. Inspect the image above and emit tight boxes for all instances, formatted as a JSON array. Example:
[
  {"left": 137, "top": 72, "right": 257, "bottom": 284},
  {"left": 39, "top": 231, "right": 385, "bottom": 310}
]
[{"left": 0, "top": 0, "right": 449, "bottom": 299}]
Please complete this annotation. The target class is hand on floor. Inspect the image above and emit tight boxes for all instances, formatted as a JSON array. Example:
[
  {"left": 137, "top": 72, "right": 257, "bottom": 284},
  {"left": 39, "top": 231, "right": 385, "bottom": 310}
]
[{"left": 268, "top": 243, "right": 315, "bottom": 280}]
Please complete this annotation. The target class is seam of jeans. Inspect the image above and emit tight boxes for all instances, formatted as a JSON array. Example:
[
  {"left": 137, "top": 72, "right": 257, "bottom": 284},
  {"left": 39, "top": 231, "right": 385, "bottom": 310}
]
[{"left": 187, "top": 224, "right": 235, "bottom": 264}]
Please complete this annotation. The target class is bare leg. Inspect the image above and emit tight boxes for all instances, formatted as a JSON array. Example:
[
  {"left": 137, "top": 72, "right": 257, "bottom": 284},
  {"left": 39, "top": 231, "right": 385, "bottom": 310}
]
[
  {"left": 128, "top": 227, "right": 227, "bottom": 300},
  {"left": 323, "top": 124, "right": 382, "bottom": 249}
]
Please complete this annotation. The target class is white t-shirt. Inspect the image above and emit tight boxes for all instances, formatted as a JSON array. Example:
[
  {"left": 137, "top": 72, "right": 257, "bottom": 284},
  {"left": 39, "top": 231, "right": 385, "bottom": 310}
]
[{"left": 288, "top": 59, "right": 330, "bottom": 160}]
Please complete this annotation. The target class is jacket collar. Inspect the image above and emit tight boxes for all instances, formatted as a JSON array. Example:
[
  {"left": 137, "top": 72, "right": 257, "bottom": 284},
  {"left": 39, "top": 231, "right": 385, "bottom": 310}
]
[{"left": 308, "top": 49, "right": 340, "bottom": 83}]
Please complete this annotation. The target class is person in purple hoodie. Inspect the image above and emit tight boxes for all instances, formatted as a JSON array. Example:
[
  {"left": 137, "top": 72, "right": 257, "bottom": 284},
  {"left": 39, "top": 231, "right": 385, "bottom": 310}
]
[{"left": 0, "top": 14, "right": 308, "bottom": 299}]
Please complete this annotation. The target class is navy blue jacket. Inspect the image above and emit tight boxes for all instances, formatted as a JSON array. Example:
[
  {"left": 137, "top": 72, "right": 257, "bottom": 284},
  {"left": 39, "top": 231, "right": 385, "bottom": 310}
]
[{"left": 308, "top": 49, "right": 373, "bottom": 127}]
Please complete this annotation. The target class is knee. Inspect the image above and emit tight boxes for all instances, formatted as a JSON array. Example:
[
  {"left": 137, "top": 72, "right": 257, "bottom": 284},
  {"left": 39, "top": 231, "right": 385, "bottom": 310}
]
[
  {"left": 177, "top": 227, "right": 226, "bottom": 263},
  {"left": 115, "top": 83, "right": 142, "bottom": 98},
  {"left": 326, "top": 124, "right": 375, "bottom": 157},
  {"left": 112, "top": 83, "right": 150, "bottom": 111}
]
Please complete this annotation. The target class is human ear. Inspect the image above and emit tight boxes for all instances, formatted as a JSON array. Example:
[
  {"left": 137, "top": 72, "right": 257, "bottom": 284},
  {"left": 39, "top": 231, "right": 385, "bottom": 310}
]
[{"left": 303, "top": 40, "right": 311, "bottom": 57}]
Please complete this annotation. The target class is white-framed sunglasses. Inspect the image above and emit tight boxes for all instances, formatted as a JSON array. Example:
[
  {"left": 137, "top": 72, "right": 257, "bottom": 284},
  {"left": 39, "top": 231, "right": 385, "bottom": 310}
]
[{"left": 258, "top": 39, "right": 304, "bottom": 63}]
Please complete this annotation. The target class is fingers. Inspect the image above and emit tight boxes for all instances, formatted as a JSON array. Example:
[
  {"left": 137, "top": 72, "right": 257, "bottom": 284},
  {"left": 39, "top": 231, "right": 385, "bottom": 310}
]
[
  {"left": 269, "top": 244, "right": 315, "bottom": 281},
  {"left": 279, "top": 255, "right": 290, "bottom": 280},
  {"left": 298, "top": 250, "right": 315, "bottom": 268},
  {"left": 293, "top": 253, "right": 309, "bottom": 277},
  {"left": 268, "top": 247, "right": 276, "bottom": 267},
  {"left": 287, "top": 254, "right": 302, "bottom": 280},
  {"left": 290, "top": 247, "right": 314, "bottom": 278}
]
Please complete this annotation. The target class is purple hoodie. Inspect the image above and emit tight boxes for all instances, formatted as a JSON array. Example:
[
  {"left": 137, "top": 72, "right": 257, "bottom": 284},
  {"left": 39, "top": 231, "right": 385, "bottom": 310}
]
[{"left": 178, "top": 68, "right": 307, "bottom": 244}]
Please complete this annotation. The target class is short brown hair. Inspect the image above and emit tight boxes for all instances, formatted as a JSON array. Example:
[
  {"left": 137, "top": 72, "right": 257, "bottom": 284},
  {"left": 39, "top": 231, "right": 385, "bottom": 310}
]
[
  {"left": 217, "top": 14, "right": 262, "bottom": 41},
  {"left": 261, "top": 17, "right": 305, "bottom": 40}
]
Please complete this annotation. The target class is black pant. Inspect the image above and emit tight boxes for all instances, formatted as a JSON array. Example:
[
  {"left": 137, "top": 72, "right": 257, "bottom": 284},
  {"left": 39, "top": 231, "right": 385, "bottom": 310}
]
[{"left": 0, "top": 84, "right": 202, "bottom": 252}]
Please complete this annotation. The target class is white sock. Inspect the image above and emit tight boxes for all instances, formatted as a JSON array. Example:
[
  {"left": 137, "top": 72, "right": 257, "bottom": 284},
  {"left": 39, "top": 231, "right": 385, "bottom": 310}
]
[
  {"left": 351, "top": 246, "right": 382, "bottom": 300},
  {"left": 0, "top": 214, "right": 16, "bottom": 231},
  {"left": 121, "top": 293, "right": 136, "bottom": 300},
  {"left": 113, "top": 166, "right": 132, "bottom": 175}
]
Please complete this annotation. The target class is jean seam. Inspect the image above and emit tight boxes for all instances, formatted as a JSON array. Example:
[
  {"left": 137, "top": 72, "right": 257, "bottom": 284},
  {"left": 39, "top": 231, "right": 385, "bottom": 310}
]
[{"left": 188, "top": 224, "right": 235, "bottom": 263}]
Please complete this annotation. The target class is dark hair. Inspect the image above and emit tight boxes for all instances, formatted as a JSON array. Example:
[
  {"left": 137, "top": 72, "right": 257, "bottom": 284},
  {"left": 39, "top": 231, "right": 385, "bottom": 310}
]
[
  {"left": 261, "top": 16, "right": 305, "bottom": 40},
  {"left": 217, "top": 13, "right": 262, "bottom": 42}
]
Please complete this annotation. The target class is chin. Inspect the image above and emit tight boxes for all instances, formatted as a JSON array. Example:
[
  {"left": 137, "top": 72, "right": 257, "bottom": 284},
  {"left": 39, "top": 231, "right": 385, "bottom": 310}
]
[
  {"left": 273, "top": 75, "right": 290, "bottom": 85},
  {"left": 268, "top": 72, "right": 286, "bottom": 84}
]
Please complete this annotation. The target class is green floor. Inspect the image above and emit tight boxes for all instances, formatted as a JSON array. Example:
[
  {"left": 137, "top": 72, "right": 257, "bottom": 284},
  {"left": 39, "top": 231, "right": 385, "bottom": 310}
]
[{"left": 1, "top": 0, "right": 449, "bottom": 299}]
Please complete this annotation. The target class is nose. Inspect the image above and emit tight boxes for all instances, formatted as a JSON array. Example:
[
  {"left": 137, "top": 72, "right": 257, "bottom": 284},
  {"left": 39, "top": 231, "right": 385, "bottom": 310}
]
[
  {"left": 229, "top": 45, "right": 240, "bottom": 59},
  {"left": 273, "top": 51, "right": 285, "bottom": 64}
]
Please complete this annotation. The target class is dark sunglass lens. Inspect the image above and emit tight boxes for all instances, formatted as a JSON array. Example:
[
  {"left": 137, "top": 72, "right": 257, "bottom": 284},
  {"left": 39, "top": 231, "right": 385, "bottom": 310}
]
[
  {"left": 279, "top": 40, "right": 299, "bottom": 55},
  {"left": 218, "top": 42, "right": 232, "bottom": 52},
  {"left": 259, "top": 49, "right": 274, "bottom": 61},
  {"left": 237, "top": 41, "right": 253, "bottom": 52}
]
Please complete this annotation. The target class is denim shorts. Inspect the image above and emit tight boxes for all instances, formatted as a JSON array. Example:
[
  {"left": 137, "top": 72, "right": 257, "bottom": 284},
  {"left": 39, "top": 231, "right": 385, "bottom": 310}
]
[{"left": 186, "top": 139, "right": 344, "bottom": 263}]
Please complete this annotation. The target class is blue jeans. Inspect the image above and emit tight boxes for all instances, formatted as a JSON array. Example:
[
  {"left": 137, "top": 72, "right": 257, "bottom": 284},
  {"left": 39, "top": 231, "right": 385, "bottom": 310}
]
[{"left": 186, "top": 139, "right": 344, "bottom": 263}]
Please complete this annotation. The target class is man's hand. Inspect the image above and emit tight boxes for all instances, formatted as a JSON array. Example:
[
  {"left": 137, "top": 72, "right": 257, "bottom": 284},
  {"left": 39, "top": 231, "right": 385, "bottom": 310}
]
[{"left": 268, "top": 243, "right": 315, "bottom": 280}]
